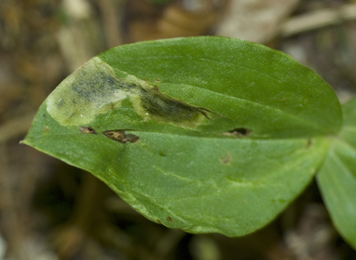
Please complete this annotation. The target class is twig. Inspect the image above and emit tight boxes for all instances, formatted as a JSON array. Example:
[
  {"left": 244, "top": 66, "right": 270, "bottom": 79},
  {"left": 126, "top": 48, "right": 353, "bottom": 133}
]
[
  {"left": 97, "top": 0, "right": 125, "bottom": 47},
  {"left": 281, "top": 3, "right": 356, "bottom": 37}
]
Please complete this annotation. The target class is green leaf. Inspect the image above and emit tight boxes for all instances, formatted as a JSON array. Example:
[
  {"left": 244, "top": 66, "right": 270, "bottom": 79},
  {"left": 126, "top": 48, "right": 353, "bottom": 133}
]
[
  {"left": 22, "top": 37, "right": 342, "bottom": 236},
  {"left": 317, "top": 98, "right": 356, "bottom": 250}
]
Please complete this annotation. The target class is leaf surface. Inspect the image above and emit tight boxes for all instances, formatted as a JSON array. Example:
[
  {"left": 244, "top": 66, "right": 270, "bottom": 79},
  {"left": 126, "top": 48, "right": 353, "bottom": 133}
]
[
  {"left": 23, "top": 37, "right": 341, "bottom": 236},
  {"left": 317, "top": 98, "right": 356, "bottom": 250}
]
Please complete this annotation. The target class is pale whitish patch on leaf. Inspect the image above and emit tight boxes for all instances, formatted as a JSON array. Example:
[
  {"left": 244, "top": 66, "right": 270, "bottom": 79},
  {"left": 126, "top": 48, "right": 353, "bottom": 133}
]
[
  {"left": 46, "top": 57, "right": 211, "bottom": 128},
  {"left": 46, "top": 57, "right": 136, "bottom": 125}
]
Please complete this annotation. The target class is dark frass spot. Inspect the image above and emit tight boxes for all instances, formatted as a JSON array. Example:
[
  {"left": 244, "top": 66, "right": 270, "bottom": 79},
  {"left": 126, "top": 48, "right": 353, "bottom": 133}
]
[
  {"left": 222, "top": 128, "right": 252, "bottom": 137},
  {"left": 79, "top": 126, "right": 97, "bottom": 134},
  {"left": 306, "top": 138, "right": 313, "bottom": 148},
  {"left": 103, "top": 130, "right": 139, "bottom": 144},
  {"left": 166, "top": 216, "right": 172, "bottom": 222},
  {"left": 152, "top": 85, "right": 159, "bottom": 92},
  {"left": 159, "top": 152, "right": 166, "bottom": 157},
  {"left": 139, "top": 88, "right": 211, "bottom": 124}
]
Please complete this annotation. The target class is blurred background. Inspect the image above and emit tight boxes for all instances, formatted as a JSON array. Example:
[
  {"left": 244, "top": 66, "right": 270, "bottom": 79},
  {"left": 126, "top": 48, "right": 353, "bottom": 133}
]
[{"left": 1, "top": 0, "right": 356, "bottom": 259}]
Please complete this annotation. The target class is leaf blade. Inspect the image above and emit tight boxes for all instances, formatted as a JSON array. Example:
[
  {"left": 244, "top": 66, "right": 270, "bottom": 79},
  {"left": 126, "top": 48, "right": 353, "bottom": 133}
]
[
  {"left": 23, "top": 37, "right": 341, "bottom": 236},
  {"left": 317, "top": 98, "right": 356, "bottom": 250}
]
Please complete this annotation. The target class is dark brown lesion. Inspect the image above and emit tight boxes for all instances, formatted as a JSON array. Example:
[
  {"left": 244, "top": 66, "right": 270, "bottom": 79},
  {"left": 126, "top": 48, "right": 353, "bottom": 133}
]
[
  {"left": 222, "top": 128, "right": 252, "bottom": 137},
  {"left": 103, "top": 130, "right": 139, "bottom": 144},
  {"left": 79, "top": 126, "right": 97, "bottom": 134}
]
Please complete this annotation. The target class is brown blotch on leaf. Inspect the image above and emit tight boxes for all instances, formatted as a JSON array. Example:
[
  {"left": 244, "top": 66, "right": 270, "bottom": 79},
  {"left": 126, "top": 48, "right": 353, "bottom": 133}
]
[
  {"left": 44, "top": 126, "right": 49, "bottom": 132},
  {"left": 166, "top": 216, "right": 172, "bottom": 222},
  {"left": 219, "top": 153, "right": 231, "bottom": 165},
  {"left": 222, "top": 128, "right": 252, "bottom": 137},
  {"left": 157, "top": 219, "right": 162, "bottom": 224},
  {"left": 103, "top": 130, "right": 139, "bottom": 144},
  {"left": 79, "top": 126, "right": 97, "bottom": 134}
]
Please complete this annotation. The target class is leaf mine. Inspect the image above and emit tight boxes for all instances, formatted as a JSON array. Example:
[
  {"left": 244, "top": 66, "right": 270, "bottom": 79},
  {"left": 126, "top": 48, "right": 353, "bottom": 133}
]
[{"left": 46, "top": 57, "right": 211, "bottom": 128}]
